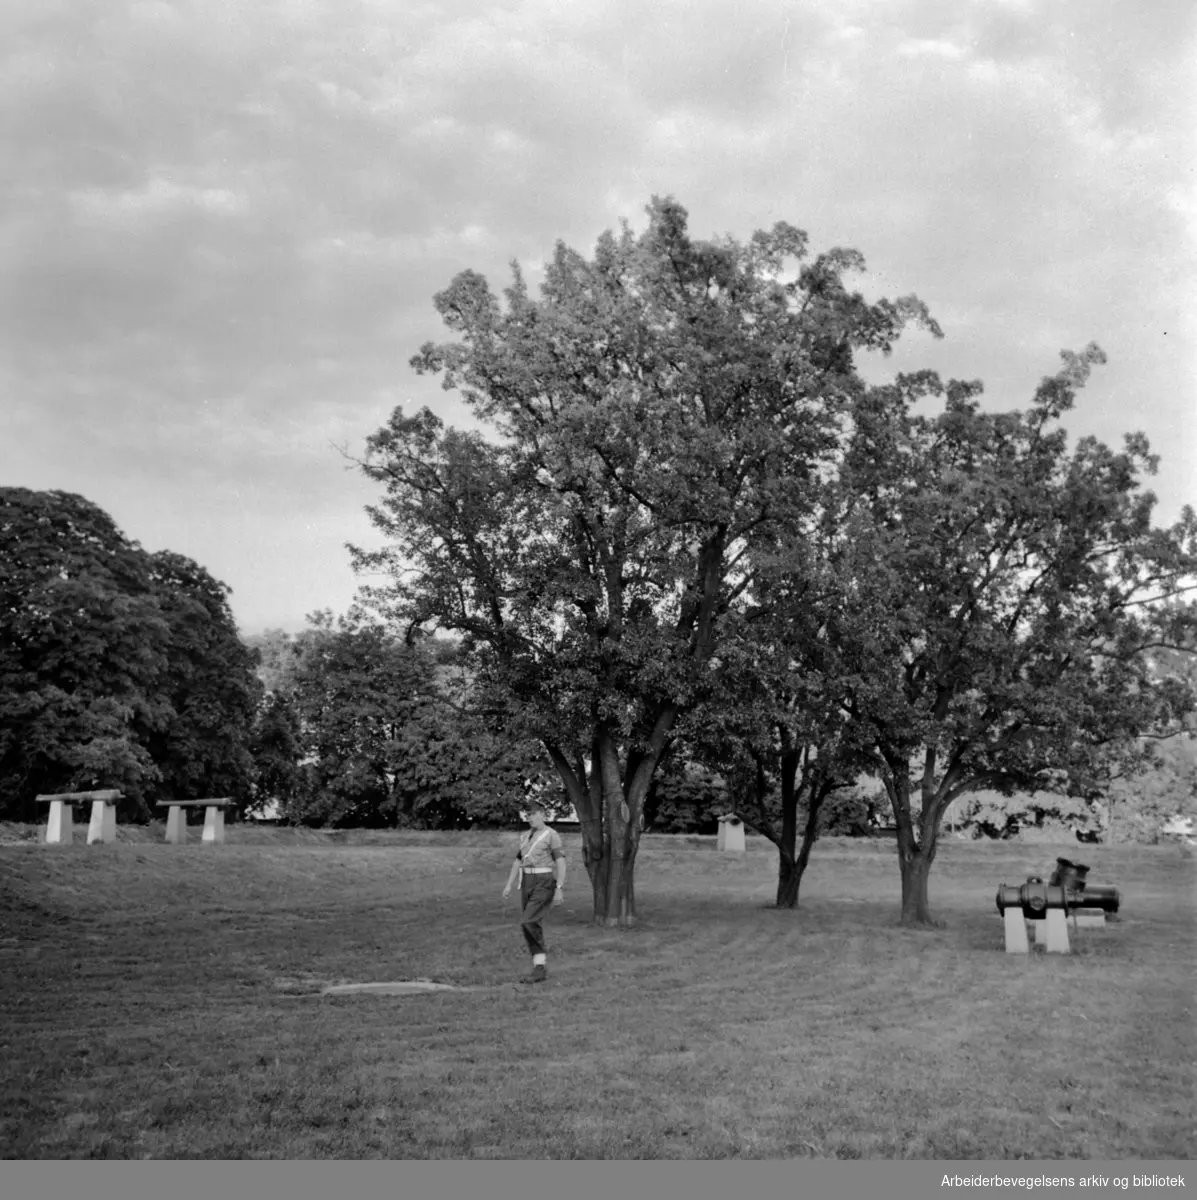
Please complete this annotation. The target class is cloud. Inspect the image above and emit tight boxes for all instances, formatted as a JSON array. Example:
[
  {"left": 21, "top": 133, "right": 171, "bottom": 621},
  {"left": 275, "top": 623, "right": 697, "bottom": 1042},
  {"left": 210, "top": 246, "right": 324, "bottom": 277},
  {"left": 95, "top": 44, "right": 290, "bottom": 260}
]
[
  {"left": 896, "top": 37, "right": 969, "bottom": 59},
  {"left": 72, "top": 177, "right": 249, "bottom": 222},
  {"left": 1, "top": 0, "right": 1192, "bottom": 631}
]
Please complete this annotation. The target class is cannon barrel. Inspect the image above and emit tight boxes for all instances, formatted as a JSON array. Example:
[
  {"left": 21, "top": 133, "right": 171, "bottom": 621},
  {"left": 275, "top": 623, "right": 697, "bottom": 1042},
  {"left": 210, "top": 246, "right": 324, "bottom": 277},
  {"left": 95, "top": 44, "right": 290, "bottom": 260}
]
[
  {"left": 996, "top": 877, "right": 1120, "bottom": 916},
  {"left": 1071, "top": 884, "right": 1119, "bottom": 914}
]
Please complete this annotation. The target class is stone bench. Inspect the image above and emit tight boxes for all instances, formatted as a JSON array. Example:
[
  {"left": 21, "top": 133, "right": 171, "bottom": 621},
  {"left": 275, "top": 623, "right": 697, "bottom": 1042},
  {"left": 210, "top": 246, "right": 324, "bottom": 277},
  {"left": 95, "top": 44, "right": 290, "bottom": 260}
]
[
  {"left": 36, "top": 790, "right": 123, "bottom": 845},
  {"left": 156, "top": 799, "right": 235, "bottom": 845}
]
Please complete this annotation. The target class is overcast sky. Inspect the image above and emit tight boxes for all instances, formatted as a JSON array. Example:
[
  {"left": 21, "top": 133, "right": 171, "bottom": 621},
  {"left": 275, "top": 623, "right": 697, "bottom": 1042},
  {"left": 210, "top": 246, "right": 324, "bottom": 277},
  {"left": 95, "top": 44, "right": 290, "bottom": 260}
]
[{"left": 3, "top": 0, "right": 1193, "bottom": 634}]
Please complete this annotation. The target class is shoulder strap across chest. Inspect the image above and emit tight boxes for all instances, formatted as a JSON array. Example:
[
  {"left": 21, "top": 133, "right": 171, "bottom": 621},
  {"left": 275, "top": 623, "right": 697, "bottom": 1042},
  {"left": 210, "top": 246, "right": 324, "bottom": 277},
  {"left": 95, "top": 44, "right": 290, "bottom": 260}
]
[{"left": 522, "top": 829, "right": 551, "bottom": 858}]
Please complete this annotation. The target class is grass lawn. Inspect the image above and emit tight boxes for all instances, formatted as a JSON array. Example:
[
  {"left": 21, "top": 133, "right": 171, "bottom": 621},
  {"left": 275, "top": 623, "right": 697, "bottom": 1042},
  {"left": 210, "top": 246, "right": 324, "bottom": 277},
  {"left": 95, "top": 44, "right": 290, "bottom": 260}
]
[{"left": 1, "top": 827, "right": 1193, "bottom": 1159}]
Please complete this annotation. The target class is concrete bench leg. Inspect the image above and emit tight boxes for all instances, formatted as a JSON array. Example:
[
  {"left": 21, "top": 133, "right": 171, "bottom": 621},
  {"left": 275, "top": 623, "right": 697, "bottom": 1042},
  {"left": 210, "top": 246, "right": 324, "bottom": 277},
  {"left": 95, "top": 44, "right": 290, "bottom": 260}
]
[
  {"left": 1003, "top": 908, "right": 1029, "bottom": 954},
  {"left": 165, "top": 805, "right": 187, "bottom": 845},
  {"left": 1044, "top": 908, "right": 1070, "bottom": 953},
  {"left": 45, "top": 800, "right": 73, "bottom": 845},
  {"left": 87, "top": 800, "right": 116, "bottom": 845},
  {"left": 202, "top": 806, "right": 225, "bottom": 844}
]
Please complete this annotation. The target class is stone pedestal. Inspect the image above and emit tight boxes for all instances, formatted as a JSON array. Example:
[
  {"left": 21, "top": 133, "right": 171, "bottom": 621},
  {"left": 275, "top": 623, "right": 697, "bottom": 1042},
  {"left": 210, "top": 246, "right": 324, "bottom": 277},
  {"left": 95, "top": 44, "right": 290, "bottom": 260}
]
[
  {"left": 716, "top": 815, "right": 745, "bottom": 853},
  {"left": 45, "top": 801, "right": 74, "bottom": 845},
  {"left": 86, "top": 799, "right": 117, "bottom": 844},
  {"left": 202, "top": 806, "right": 226, "bottom": 844},
  {"left": 1043, "top": 908, "right": 1070, "bottom": 953},
  {"left": 165, "top": 806, "right": 187, "bottom": 845},
  {"left": 1003, "top": 907, "right": 1029, "bottom": 954}
]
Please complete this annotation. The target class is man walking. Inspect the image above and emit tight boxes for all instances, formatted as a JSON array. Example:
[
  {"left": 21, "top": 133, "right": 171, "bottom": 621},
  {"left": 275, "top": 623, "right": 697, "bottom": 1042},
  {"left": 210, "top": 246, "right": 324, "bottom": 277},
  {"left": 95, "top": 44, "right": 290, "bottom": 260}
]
[{"left": 502, "top": 800, "right": 566, "bottom": 983}]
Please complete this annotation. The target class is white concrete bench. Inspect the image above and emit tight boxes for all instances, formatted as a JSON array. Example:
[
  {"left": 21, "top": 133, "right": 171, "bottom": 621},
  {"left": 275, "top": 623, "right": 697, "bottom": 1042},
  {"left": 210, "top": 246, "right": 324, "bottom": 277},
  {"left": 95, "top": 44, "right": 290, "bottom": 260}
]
[
  {"left": 36, "top": 790, "right": 123, "bottom": 845},
  {"left": 156, "top": 798, "right": 235, "bottom": 845}
]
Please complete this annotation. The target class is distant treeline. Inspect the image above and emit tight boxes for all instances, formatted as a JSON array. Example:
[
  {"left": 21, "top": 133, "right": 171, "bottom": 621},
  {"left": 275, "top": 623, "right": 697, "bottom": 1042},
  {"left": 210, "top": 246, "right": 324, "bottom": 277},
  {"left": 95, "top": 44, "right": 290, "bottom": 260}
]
[{"left": 1, "top": 486, "right": 1191, "bottom": 841}]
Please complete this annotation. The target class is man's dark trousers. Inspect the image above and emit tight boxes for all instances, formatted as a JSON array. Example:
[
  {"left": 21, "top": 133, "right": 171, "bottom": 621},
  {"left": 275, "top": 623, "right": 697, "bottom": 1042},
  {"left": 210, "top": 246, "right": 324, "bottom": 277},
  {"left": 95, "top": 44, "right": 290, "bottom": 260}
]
[{"left": 520, "top": 874, "right": 557, "bottom": 956}]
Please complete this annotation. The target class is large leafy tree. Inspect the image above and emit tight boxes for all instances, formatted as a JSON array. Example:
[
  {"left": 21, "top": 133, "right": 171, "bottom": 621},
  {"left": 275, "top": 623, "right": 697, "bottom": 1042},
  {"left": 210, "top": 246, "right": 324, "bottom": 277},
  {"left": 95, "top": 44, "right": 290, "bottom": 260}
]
[
  {"left": 143, "top": 551, "right": 261, "bottom": 808},
  {"left": 247, "top": 690, "right": 304, "bottom": 817},
  {"left": 0, "top": 489, "right": 169, "bottom": 818},
  {"left": 696, "top": 677, "right": 867, "bottom": 909},
  {"left": 821, "top": 349, "right": 1197, "bottom": 924},
  {"left": 687, "top": 516, "right": 880, "bottom": 908},
  {"left": 273, "top": 612, "right": 545, "bottom": 828},
  {"left": 0, "top": 489, "right": 260, "bottom": 820},
  {"left": 350, "top": 196, "right": 939, "bottom": 924},
  {"left": 242, "top": 629, "right": 307, "bottom": 818}
]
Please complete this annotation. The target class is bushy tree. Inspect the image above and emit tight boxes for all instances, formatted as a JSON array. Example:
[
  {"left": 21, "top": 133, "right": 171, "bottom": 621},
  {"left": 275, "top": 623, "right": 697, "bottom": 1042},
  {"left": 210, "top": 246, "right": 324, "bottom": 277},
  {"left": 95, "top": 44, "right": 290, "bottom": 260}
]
[
  {"left": 685, "top": 545, "right": 881, "bottom": 907},
  {"left": 0, "top": 489, "right": 258, "bottom": 821},
  {"left": 814, "top": 786, "right": 890, "bottom": 837},
  {"left": 951, "top": 789, "right": 1098, "bottom": 840},
  {"left": 686, "top": 634, "right": 863, "bottom": 906},
  {"left": 143, "top": 551, "right": 261, "bottom": 809},
  {"left": 1104, "top": 723, "right": 1197, "bottom": 843},
  {"left": 247, "top": 690, "right": 304, "bottom": 817},
  {"left": 351, "top": 196, "right": 939, "bottom": 924},
  {"left": 820, "top": 350, "right": 1197, "bottom": 923},
  {"left": 260, "top": 612, "right": 548, "bottom": 828},
  {"left": 642, "top": 752, "right": 727, "bottom": 834}
]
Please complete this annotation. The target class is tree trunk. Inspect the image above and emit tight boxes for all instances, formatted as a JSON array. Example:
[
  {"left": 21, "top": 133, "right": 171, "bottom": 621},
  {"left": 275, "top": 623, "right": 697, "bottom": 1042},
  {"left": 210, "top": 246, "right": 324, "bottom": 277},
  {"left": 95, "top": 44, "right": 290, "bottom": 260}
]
[
  {"left": 578, "top": 796, "right": 644, "bottom": 927},
  {"left": 775, "top": 849, "right": 798, "bottom": 907},
  {"left": 772, "top": 744, "right": 838, "bottom": 909},
  {"left": 887, "top": 765, "right": 943, "bottom": 927},
  {"left": 592, "top": 728, "right": 632, "bottom": 925},
  {"left": 897, "top": 848, "right": 938, "bottom": 926},
  {"left": 777, "top": 791, "right": 830, "bottom": 907},
  {"left": 546, "top": 713, "right": 674, "bottom": 927},
  {"left": 790, "top": 785, "right": 826, "bottom": 904},
  {"left": 896, "top": 810, "right": 942, "bottom": 927},
  {"left": 547, "top": 740, "right": 610, "bottom": 920},
  {"left": 774, "top": 750, "right": 798, "bottom": 907},
  {"left": 594, "top": 831, "right": 639, "bottom": 927}
]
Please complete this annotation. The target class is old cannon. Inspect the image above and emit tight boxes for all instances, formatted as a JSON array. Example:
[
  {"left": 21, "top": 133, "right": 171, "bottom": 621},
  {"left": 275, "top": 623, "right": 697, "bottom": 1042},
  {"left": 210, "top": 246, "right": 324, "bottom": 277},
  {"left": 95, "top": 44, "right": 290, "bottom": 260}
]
[
  {"left": 996, "top": 858, "right": 1121, "bottom": 954},
  {"left": 995, "top": 878, "right": 1120, "bottom": 919}
]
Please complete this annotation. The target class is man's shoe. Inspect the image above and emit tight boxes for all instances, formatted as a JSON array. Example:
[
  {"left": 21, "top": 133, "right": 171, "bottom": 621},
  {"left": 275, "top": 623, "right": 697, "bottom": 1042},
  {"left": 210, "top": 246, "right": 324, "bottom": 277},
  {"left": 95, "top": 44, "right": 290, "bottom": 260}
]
[{"left": 520, "top": 964, "right": 548, "bottom": 984}]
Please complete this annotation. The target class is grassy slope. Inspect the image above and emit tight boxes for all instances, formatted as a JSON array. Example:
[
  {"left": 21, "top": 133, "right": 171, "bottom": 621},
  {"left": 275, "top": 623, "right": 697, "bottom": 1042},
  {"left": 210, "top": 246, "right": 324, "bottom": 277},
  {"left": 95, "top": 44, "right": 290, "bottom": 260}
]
[{"left": 1, "top": 831, "right": 1193, "bottom": 1160}]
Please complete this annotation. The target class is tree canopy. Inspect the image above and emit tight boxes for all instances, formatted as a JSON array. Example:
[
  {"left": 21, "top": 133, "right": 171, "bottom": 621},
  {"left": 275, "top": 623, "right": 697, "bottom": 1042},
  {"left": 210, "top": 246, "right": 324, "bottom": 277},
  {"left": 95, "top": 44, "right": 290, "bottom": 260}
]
[
  {"left": 0, "top": 488, "right": 260, "bottom": 820},
  {"left": 350, "top": 196, "right": 940, "bottom": 924},
  {"left": 804, "top": 351, "right": 1197, "bottom": 922},
  {"left": 244, "top": 613, "right": 549, "bottom": 828}
]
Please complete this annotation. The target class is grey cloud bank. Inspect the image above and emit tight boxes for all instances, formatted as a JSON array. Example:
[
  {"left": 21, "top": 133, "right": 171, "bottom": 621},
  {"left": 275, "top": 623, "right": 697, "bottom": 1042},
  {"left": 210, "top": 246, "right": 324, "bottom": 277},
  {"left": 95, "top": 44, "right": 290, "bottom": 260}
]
[{"left": 2, "top": 0, "right": 1192, "bottom": 632}]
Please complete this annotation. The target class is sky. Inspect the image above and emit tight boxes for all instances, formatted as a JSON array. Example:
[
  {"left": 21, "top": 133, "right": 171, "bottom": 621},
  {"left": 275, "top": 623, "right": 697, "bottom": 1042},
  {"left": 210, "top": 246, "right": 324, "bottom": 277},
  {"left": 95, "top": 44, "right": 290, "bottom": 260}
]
[{"left": 2, "top": 0, "right": 1194, "bottom": 635}]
